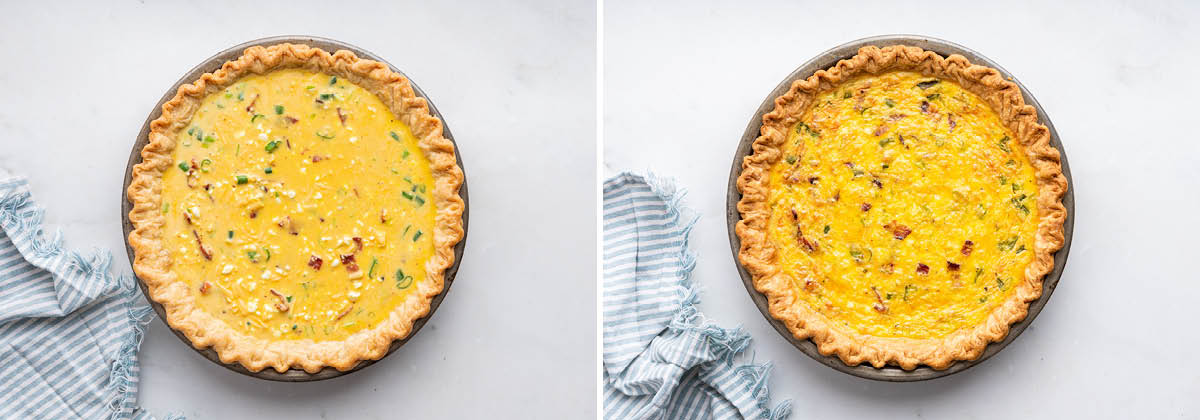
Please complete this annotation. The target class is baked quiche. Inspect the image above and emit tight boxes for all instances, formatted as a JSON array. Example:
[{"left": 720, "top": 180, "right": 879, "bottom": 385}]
[
  {"left": 127, "top": 44, "right": 464, "bottom": 373},
  {"left": 735, "top": 45, "right": 1067, "bottom": 370}
]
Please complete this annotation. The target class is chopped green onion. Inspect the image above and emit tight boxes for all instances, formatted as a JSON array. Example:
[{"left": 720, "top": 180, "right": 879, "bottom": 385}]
[
  {"left": 264, "top": 167, "right": 273, "bottom": 174},
  {"left": 251, "top": 114, "right": 265, "bottom": 123},
  {"left": 316, "top": 131, "right": 335, "bottom": 140},
  {"left": 402, "top": 150, "right": 410, "bottom": 159},
  {"left": 265, "top": 141, "right": 279, "bottom": 152},
  {"left": 199, "top": 159, "right": 212, "bottom": 172},
  {"left": 235, "top": 175, "right": 248, "bottom": 185},
  {"left": 389, "top": 131, "right": 400, "bottom": 141},
  {"left": 368, "top": 258, "right": 378, "bottom": 278},
  {"left": 162, "top": 203, "right": 170, "bottom": 213},
  {"left": 413, "top": 195, "right": 425, "bottom": 207},
  {"left": 401, "top": 191, "right": 413, "bottom": 200},
  {"left": 395, "top": 269, "right": 413, "bottom": 289},
  {"left": 247, "top": 250, "right": 257, "bottom": 261},
  {"left": 187, "top": 127, "right": 195, "bottom": 136},
  {"left": 203, "top": 135, "right": 216, "bottom": 143},
  {"left": 263, "top": 248, "right": 271, "bottom": 262},
  {"left": 329, "top": 76, "right": 338, "bottom": 85},
  {"left": 178, "top": 161, "right": 190, "bottom": 172},
  {"left": 227, "top": 230, "right": 233, "bottom": 239},
  {"left": 319, "top": 93, "right": 335, "bottom": 102},
  {"left": 413, "top": 230, "right": 423, "bottom": 241},
  {"left": 274, "top": 105, "right": 284, "bottom": 115}
]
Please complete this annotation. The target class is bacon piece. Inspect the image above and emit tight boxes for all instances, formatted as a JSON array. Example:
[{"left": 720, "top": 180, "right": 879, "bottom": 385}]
[
  {"left": 380, "top": 208, "right": 389, "bottom": 224},
  {"left": 284, "top": 115, "right": 299, "bottom": 124},
  {"left": 884, "top": 221, "right": 911, "bottom": 240},
  {"left": 182, "top": 210, "right": 193, "bottom": 225},
  {"left": 269, "top": 289, "right": 289, "bottom": 312},
  {"left": 861, "top": 203, "right": 872, "bottom": 212},
  {"left": 873, "top": 124, "right": 888, "bottom": 137},
  {"left": 803, "top": 279, "right": 819, "bottom": 292},
  {"left": 947, "top": 261, "right": 961, "bottom": 271},
  {"left": 807, "top": 176, "right": 819, "bottom": 184},
  {"left": 192, "top": 230, "right": 212, "bottom": 260},
  {"left": 916, "top": 263, "right": 930, "bottom": 275},
  {"left": 790, "top": 209, "right": 799, "bottom": 221},
  {"left": 796, "top": 227, "right": 819, "bottom": 253},
  {"left": 311, "top": 155, "right": 325, "bottom": 163},
  {"left": 948, "top": 114, "right": 957, "bottom": 130},
  {"left": 308, "top": 255, "right": 323, "bottom": 270},
  {"left": 871, "top": 178, "right": 883, "bottom": 188},
  {"left": 336, "top": 107, "right": 347, "bottom": 126},
  {"left": 245, "top": 94, "right": 259, "bottom": 113},
  {"left": 199, "top": 281, "right": 211, "bottom": 295},
  {"left": 336, "top": 304, "right": 353, "bottom": 320},
  {"left": 352, "top": 237, "right": 363, "bottom": 254},
  {"left": 961, "top": 240, "right": 974, "bottom": 256},
  {"left": 871, "top": 287, "right": 888, "bottom": 313},
  {"left": 887, "top": 113, "right": 906, "bottom": 122},
  {"left": 341, "top": 254, "right": 359, "bottom": 272},
  {"left": 920, "top": 101, "right": 930, "bottom": 114}
]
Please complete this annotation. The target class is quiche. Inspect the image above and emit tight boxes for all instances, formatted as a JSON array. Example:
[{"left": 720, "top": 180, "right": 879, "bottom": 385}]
[
  {"left": 127, "top": 43, "right": 464, "bottom": 373},
  {"left": 735, "top": 45, "right": 1067, "bottom": 370}
]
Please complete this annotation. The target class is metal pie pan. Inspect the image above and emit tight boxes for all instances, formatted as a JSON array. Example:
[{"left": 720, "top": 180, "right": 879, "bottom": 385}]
[
  {"left": 725, "top": 34, "right": 1074, "bottom": 382},
  {"left": 120, "top": 35, "right": 469, "bottom": 382}
]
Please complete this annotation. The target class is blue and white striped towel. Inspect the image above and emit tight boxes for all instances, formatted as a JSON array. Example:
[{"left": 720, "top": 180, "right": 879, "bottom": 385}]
[
  {"left": 0, "top": 177, "right": 173, "bottom": 420},
  {"left": 602, "top": 173, "right": 790, "bottom": 420}
]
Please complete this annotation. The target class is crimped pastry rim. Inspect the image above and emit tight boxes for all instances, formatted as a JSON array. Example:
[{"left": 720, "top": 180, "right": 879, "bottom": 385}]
[
  {"left": 734, "top": 45, "right": 1068, "bottom": 370},
  {"left": 126, "top": 43, "right": 466, "bottom": 373}
]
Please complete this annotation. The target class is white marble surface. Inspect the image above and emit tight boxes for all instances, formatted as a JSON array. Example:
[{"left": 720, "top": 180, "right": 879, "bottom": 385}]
[
  {"left": 0, "top": 1, "right": 595, "bottom": 418},
  {"left": 605, "top": 0, "right": 1200, "bottom": 418}
]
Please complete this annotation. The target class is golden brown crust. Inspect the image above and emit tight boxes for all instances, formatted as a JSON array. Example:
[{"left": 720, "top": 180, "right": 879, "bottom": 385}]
[
  {"left": 735, "top": 45, "right": 1067, "bottom": 370},
  {"left": 127, "top": 43, "right": 465, "bottom": 373}
]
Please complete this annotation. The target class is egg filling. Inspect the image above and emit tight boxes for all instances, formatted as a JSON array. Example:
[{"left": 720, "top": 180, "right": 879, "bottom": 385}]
[
  {"left": 161, "top": 69, "right": 436, "bottom": 341},
  {"left": 766, "top": 71, "right": 1039, "bottom": 339}
]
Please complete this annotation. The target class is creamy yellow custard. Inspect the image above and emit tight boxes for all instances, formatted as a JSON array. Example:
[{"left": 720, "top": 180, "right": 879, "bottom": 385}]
[
  {"left": 161, "top": 69, "right": 436, "bottom": 341},
  {"left": 767, "top": 71, "right": 1039, "bottom": 339}
]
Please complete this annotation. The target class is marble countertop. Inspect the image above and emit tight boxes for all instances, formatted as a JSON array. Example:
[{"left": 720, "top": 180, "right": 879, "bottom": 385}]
[
  {"left": 604, "top": 0, "right": 1200, "bottom": 418},
  {"left": 0, "top": 1, "right": 595, "bottom": 418}
]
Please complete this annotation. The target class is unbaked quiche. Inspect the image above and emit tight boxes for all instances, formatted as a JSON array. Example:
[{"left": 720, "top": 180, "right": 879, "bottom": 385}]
[
  {"left": 735, "top": 45, "right": 1067, "bottom": 370},
  {"left": 127, "top": 44, "right": 464, "bottom": 373}
]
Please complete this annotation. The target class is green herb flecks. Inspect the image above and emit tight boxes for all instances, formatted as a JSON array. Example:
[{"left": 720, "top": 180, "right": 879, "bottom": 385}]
[
  {"left": 235, "top": 175, "right": 248, "bottom": 185},
  {"left": 785, "top": 155, "right": 797, "bottom": 165},
  {"left": 199, "top": 159, "right": 212, "bottom": 172},
  {"left": 796, "top": 122, "right": 820, "bottom": 138},
  {"left": 178, "top": 161, "right": 190, "bottom": 172},
  {"left": 998, "top": 236, "right": 1019, "bottom": 252},
  {"left": 998, "top": 136, "right": 1012, "bottom": 153},
  {"left": 274, "top": 105, "right": 284, "bottom": 115},
  {"left": 884, "top": 98, "right": 895, "bottom": 107},
  {"left": 251, "top": 114, "right": 265, "bottom": 123},
  {"left": 265, "top": 140, "right": 279, "bottom": 152},
  {"left": 316, "top": 131, "right": 335, "bottom": 140},
  {"left": 925, "top": 93, "right": 941, "bottom": 101},
  {"left": 823, "top": 225, "right": 830, "bottom": 234},
  {"left": 264, "top": 167, "right": 273, "bottom": 174},
  {"left": 389, "top": 131, "right": 401, "bottom": 142},
  {"left": 413, "top": 230, "right": 423, "bottom": 242},
  {"left": 368, "top": 258, "right": 379, "bottom": 278},
  {"left": 395, "top": 269, "right": 414, "bottom": 289},
  {"left": 903, "top": 284, "right": 917, "bottom": 301}
]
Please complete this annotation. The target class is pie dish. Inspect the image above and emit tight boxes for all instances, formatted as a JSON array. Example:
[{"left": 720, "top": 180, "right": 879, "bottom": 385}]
[
  {"left": 735, "top": 45, "right": 1067, "bottom": 370},
  {"left": 126, "top": 43, "right": 465, "bottom": 373}
]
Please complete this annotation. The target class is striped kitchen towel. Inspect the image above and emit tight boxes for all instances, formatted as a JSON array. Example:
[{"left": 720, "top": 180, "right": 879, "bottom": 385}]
[
  {"left": 602, "top": 172, "right": 790, "bottom": 420},
  {"left": 0, "top": 177, "right": 175, "bottom": 420}
]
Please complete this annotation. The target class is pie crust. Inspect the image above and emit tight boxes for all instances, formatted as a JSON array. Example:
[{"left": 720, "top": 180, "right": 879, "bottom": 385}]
[
  {"left": 735, "top": 45, "right": 1067, "bottom": 370},
  {"left": 127, "top": 43, "right": 464, "bottom": 373}
]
